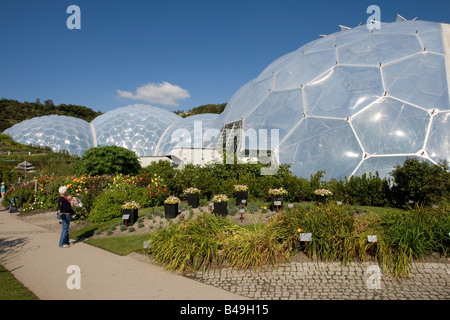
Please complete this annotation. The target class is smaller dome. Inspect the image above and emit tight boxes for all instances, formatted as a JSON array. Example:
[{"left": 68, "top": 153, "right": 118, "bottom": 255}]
[
  {"left": 3, "top": 115, "right": 94, "bottom": 156},
  {"left": 91, "top": 104, "right": 182, "bottom": 157}
]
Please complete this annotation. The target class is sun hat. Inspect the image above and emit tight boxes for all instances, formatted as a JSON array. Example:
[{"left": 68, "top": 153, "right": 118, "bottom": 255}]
[{"left": 59, "top": 186, "right": 68, "bottom": 195}]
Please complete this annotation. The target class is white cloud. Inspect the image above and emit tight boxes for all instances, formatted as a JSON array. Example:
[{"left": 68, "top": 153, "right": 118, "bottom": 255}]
[{"left": 117, "top": 81, "right": 190, "bottom": 106}]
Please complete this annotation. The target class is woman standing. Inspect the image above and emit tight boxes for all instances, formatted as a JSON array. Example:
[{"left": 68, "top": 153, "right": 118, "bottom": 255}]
[
  {"left": 57, "top": 186, "right": 74, "bottom": 248},
  {"left": 1, "top": 182, "right": 6, "bottom": 199}
]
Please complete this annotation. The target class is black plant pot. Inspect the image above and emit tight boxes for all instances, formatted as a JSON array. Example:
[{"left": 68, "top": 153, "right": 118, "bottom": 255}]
[
  {"left": 235, "top": 191, "right": 248, "bottom": 206},
  {"left": 187, "top": 193, "right": 199, "bottom": 208},
  {"left": 164, "top": 203, "right": 178, "bottom": 219},
  {"left": 213, "top": 202, "right": 228, "bottom": 216},
  {"left": 122, "top": 209, "right": 138, "bottom": 226},
  {"left": 270, "top": 195, "right": 283, "bottom": 211}
]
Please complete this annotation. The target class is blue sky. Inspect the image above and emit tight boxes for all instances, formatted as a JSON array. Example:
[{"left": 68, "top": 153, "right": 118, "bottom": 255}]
[{"left": 1, "top": 0, "right": 449, "bottom": 113}]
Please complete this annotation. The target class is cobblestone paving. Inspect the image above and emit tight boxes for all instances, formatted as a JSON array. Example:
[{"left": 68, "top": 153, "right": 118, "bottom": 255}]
[{"left": 186, "top": 261, "right": 450, "bottom": 300}]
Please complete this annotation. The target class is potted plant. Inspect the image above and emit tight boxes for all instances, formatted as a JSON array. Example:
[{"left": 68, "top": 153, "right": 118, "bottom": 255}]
[
  {"left": 212, "top": 194, "right": 228, "bottom": 216},
  {"left": 183, "top": 187, "right": 201, "bottom": 208},
  {"left": 314, "top": 189, "right": 333, "bottom": 203},
  {"left": 268, "top": 188, "right": 288, "bottom": 211},
  {"left": 164, "top": 196, "right": 181, "bottom": 219},
  {"left": 234, "top": 185, "right": 248, "bottom": 206},
  {"left": 121, "top": 201, "right": 140, "bottom": 226}
]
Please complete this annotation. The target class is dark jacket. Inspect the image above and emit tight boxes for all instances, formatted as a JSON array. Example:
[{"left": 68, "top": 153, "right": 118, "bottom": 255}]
[{"left": 58, "top": 196, "right": 75, "bottom": 214}]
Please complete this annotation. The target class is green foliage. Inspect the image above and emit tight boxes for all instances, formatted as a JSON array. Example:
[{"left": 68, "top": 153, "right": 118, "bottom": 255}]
[
  {"left": 380, "top": 204, "right": 450, "bottom": 257},
  {"left": 173, "top": 103, "right": 226, "bottom": 118},
  {"left": 74, "top": 146, "right": 141, "bottom": 176},
  {"left": 0, "top": 98, "right": 102, "bottom": 133},
  {"left": 88, "top": 189, "right": 129, "bottom": 223},
  {"left": 326, "top": 172, "right": 391, "bottom": 206},
  {"left": 148, "top": 212, "right": 240, "bottom": 272},
  {"left": 390, "top": 158, "right": 450, "bottom": 206},
  {"left": 140, "top": 160, "right": 178, "bottom": 195}
]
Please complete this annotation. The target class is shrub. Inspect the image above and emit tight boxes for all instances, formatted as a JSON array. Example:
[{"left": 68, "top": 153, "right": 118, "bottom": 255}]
[
  {"left": 74, "top": 145, "right": 141, "bottom": 176},
  {"left": 390, "top": 158, "right": 450, "bottom": 206},
  {"left": 88, "top": 189, "right": 129, "bottom": 223}
]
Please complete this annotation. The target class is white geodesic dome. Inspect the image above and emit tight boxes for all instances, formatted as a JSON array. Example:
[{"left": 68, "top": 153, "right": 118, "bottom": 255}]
[
  {"left": 91, "top": 104, "right": 182, "bottom": 157},
  {"left": 214, "top": 19, "right": 450, "bottom": 179},
  {"left": 3, "top": 115, "right": 94, "bottom": 156}
]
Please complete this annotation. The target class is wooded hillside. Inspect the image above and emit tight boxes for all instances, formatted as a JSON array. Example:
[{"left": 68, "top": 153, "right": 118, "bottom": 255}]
[{"left": 0, "top": 98, "right": 102, "bottom": 132}]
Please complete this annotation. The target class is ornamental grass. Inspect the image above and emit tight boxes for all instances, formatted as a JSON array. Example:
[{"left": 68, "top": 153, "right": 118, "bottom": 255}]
[{"left": 146, "top": 202, "right": 450, "bottom": 277}]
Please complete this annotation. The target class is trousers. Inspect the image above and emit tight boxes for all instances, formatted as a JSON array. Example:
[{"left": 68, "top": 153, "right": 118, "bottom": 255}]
[{"left": 59, "top": 213, "right": 71, "bottom": 247}]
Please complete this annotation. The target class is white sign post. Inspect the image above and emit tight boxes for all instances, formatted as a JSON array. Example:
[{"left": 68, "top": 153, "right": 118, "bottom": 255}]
[
  {"left": 143, "top": 241, "right": 151, "bottom": 249},
  {"left": 239, "top": 209, "right": 245, "bottom": 223},
  {"left": 122, "top": 214, "right": 130, "bottom": 227},
  {"left": 367, "top": 235, "right": 377, "bottom": 255},
  {"left": 299, "top": 233, "right": 312, "bottom": 255}
]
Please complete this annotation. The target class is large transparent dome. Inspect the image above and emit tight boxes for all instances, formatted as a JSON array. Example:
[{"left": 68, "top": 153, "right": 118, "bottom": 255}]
[
  {"left": 3, "top": 115, "right": 94, "bottom": 156},
  {"left": 214, "top": 20, "right": 450, "bottom": 179},
  {"left": 91, "top": 104, "right": 182, "bottom": 157}
]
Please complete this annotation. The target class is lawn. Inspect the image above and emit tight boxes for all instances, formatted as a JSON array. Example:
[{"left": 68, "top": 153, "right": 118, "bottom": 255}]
[
  {"left": 0, "top": 264, "right": 39, "bottom": 300},
  {"left": 84, "top": 233, "right": 151, "bottom": 256}
]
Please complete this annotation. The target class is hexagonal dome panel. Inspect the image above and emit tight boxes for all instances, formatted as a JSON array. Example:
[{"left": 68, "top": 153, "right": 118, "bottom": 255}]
[
  {"left": 351, "top": 97, "right": 430, "bottom": 155},
  {"left": 383, "top": 53, "right": 449, "bottom": 111},
  {"left": 426, "top": 111, "right": 450, "bottom": 163},
  {"left": 3, "top": 115, "right": 94, "bottom": 156},
  {"left": 304, "top": 65, "right": 383, "bottom": 118},
  {"left": 278, "top": 118, "right": 362, "bottom": 179}
]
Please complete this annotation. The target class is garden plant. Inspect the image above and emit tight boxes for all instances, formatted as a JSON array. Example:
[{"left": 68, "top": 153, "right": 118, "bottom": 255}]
[{"left": 1, "top": 157, "right": 449, "bottom": 278}]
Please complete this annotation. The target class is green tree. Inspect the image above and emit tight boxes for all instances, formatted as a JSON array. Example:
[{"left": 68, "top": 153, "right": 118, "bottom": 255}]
[
  {"left": 390, "top": 158, "right": 450, "bottom": 206},
  {"left": 74, "top": 146, "right": 141, "bottom": 176}
]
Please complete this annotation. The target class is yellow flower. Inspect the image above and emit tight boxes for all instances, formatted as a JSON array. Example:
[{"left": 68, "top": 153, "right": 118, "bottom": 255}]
[{"left": 297, "top": 228, "right": 302, "bottom": 233}]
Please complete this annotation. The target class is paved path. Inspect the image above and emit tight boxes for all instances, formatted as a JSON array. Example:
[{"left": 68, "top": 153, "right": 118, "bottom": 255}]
[
  {"left": 1, "top": 207, "right": 449, "bottom": 301},
  {"left": 0, "top": 208, "right": 245, "bottom": 300},
  {"left": 186, "top": 260, "right": 449, "bottom": 300}
]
